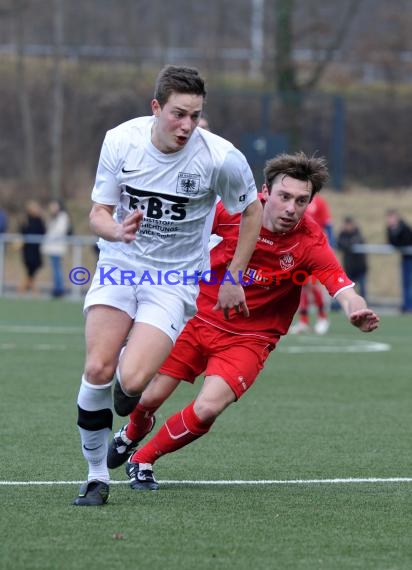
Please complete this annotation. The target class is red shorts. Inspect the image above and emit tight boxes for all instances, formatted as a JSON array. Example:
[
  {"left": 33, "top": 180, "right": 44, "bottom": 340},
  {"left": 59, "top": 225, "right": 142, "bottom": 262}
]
[{"left": 159, "top": 317, "right": 274, "bottom": 399}]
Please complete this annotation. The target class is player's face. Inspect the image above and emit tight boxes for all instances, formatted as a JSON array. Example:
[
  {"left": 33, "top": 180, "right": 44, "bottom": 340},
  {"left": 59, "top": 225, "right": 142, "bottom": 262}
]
[
  {"left": 151, "top": 92, "right": 203, "bottom": 153},
  {"left": 261, "top": 174, "right": 312, "bottom": 233}
]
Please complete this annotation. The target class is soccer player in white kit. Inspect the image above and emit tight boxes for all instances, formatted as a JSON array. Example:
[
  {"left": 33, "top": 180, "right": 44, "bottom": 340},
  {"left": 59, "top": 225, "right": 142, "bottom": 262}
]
[{"left": 73, "top": 65, "right": 263, "bottom": 505}]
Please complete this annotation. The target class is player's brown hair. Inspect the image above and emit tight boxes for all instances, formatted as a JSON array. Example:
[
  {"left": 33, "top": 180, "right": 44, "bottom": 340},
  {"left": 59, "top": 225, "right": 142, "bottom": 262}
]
[
  {"left": 154, "top": 65, "right": 207, "bottom": 107},
  {"left": 264, "top": 151, "right": 329, "bottom": 200}
]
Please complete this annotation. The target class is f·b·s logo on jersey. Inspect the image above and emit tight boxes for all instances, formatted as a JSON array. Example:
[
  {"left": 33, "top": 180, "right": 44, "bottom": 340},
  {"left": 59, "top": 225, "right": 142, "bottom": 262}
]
[{"left": 176, "top": 172, "right": 200, "bottom": 196}]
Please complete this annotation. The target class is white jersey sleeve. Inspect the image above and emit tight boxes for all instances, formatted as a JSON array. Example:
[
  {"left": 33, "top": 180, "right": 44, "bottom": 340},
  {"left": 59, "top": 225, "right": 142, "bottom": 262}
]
[
  {"left": 91, "top": 133, "right": 122, "bottom": 205},
  {"left": 215, "top": 148, "right": 257, "bottom": 214}
]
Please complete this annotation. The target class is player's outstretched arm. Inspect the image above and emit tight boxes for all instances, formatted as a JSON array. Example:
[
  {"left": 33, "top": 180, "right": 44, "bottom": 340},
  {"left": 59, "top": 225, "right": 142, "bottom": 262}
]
[
  {"left": 89, "top": 204, "right": 143, "bottom": 243},
  {"left": 214, "top": 199, "right": 262, "bottom": 319},
  {"left": 335, "top": 288, "right": 380, "bottom": 333}
]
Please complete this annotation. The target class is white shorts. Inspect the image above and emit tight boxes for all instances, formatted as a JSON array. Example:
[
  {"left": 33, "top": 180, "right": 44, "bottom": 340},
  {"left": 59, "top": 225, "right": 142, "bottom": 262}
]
[{"left": 84, "top": 256, "right": 198, "bottom": 343}]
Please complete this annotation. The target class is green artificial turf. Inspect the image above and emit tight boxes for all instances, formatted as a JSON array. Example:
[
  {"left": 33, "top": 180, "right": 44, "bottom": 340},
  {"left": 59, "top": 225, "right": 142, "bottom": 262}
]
[{"left": 1, "top": 298, "right": 411, "bottom": 570}]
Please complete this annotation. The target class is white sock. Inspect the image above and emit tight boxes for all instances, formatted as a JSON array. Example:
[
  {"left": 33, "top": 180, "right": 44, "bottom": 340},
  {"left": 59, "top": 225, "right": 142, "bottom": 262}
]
[
  {"left": 77, "top": 376, "right": 113, "bottom": 483},
  {"left": 78, "top": 426, "right": 110, "bottom": 483},
  {"left": 77, "top": 376, "right": 112, "bottom": 410}
]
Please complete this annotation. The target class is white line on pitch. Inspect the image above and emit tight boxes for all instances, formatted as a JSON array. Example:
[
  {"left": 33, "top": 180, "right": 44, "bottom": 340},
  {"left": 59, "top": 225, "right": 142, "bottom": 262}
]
[
  {"left": 0, "top": 344, "right": 69, "bottom": 351},
  {"left": 0, "top": 325, "right": 82, "bottom": 334},
  {"left": 1, "top": 477, "right": 411, "bottom": 486}
]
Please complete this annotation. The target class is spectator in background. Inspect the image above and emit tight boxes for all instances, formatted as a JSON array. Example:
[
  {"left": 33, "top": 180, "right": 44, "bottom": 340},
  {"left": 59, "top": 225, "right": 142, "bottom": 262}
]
[
  {"left": 198, "top": 115, "right": 210, "bottom": 130},
  {"left": 386, "top": 209, "right": 412, "bottom": 313},
  {"left": 337, "top": 216, "right": 368, "bottom": 300},
  {"left": 19, "top": 200, "right": 46, "bottom": 294},
  {"left": 0, "top": 206, "right": 8, "bottom": 233},
  {"left": 290, "top": 193, "right": 335, "bottom": 334},
  {"left": 41, "top": 199, "right": 70, "bottom": 298}
]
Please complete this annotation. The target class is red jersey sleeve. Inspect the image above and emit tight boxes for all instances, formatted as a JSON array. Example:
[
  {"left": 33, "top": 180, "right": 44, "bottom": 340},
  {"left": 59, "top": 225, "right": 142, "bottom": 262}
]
[{"left": 304, "top": 236, "right": 353, "bottom": 297}]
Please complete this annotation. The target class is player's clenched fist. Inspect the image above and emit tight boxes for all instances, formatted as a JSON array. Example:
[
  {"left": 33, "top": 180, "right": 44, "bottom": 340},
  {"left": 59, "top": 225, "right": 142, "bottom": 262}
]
[{"left": 118, "top": 210, "right": 143, "bottom": 243}]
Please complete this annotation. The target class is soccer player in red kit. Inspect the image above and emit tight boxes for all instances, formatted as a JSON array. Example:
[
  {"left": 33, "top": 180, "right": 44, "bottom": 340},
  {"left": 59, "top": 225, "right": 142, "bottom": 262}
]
[
  {"left": 290, "top": 193, "right": 335, "bottom": 334},
  {"left": 107, "top": 151, "right": 380, "bottom": 491}
]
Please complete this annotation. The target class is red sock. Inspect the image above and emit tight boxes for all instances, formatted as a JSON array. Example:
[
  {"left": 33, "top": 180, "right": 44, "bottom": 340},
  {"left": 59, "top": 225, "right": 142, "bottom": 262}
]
[
  {"left": 299, "top": 289, "right": 310, "bottom": 324},
  {"left": 312, "top": 286, "right": 326, "bottom": 318},
  {"left": 126, "top": 403, "right": 158, "bottom": 441},
  {"left": 132, "top": 401, "right": 213, "bottom": 465}
]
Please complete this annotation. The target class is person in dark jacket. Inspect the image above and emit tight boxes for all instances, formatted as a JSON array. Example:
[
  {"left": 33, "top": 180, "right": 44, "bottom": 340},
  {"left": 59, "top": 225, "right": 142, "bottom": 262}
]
[
  {"left": 337, "top": 216, "right": 368, "bottom": 300},
  {"left": 0, "top": 207, "right": 8, "bottom": 233},
  {"left": 19, "top": 200, "right": 46, "bottom": 294},
  {"left": 386, "top": 209, "right": 412, "bottom": 313}
]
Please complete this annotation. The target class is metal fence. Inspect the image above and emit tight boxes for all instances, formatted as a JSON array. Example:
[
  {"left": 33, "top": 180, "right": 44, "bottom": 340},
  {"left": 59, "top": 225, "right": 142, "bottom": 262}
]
[
  {"left": 0, "top": 233, "right": 97, "bottom": 299},
  {"left": 0, "top": 234, "right": 410, "bottom": 310}
]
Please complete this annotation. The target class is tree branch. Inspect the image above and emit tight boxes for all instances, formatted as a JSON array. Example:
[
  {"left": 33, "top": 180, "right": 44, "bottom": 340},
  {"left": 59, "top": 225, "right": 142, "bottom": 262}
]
[{"left": 302, "top": 0, "right": 363, "bottom": 90}]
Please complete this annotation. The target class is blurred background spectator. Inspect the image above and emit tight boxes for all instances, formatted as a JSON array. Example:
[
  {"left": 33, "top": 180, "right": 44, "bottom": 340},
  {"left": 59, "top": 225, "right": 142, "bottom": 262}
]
[
  {"left": 0, "top": 206, "right": 8, "bottom": 234},
  {"left": 18, "top": 200, "right": 46, "bottom": 295},
  {"left": 198, "top": 115, "right": 210, "bottom": 131},
  {"left": 41, "top": 200, "right": 71, "bottom": 298},
  {"left": 337, "top": 215, "right": 368, "bottom": 300},
  {"left": 290, "top": 193, "right": 335, "bottom": 335},
  {"left": 386, "top": 209, "right": 412, "bottom": 313}
]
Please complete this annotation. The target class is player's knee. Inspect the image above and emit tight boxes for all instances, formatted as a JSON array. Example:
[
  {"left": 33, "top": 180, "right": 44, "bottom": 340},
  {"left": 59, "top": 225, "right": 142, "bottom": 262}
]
[
  {"left": 85, "top": 358, "right": 116, "bottom": 384},
  {"left": 193, "top": 399, "right": 222, "bottom": 423},
  {"left": 139, "top": 375, "right": 172, "bottom": 408},
  {"left": 118, "top": 367, "right": 148, "bottom": 397},
  {"left": 140, "top": 390, "right": 164, "bottom": 409}
]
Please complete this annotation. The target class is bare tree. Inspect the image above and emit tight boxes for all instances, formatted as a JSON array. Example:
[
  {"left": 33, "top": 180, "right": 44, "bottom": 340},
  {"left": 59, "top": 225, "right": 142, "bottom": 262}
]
[
  {"left": 50, "top": 0, "right": 64, "bottom": 199},
  {"left": 13, "top": 0, "right": 37, "bottom": 185},
  {"left": 250, "top": 0, "right": 265, "bottom": 79},
  {"left": 274, "top": 0, "right": 363, "bottom": 146},
  {"left": 355, "top": 0, "right": 412, "bottom": 89}
]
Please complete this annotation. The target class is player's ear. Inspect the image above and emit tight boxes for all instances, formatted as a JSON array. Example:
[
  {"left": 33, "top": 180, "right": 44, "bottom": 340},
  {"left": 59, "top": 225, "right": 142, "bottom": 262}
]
[
  {"left": 151, "top": 99, "right": 161, "bottom": 117},
  {"left": 261, "top": 183, "right": 270, "bottom": 202}
]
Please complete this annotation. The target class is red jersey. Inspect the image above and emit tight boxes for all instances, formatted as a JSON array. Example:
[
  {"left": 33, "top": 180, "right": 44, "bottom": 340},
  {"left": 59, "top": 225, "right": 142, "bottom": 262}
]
[
  {"left": 306, "top": 194, "right": 331, "bottom": 230},
  {"left": 196, "top": 201, "right": 353, "bottom": 344}
]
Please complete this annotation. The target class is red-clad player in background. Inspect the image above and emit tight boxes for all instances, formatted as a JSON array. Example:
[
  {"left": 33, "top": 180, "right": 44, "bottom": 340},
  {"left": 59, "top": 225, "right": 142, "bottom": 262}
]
[
  {"left": 106, "top": 152, "right": 379, "bottom": 492},
  {"left": 290, "top": 193, "right": 335, "bottom": 334}
]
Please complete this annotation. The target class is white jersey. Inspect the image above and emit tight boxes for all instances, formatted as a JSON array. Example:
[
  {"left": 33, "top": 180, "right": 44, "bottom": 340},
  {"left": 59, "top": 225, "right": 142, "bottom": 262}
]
[{"left": 92, "top": 116, "right": 257, "bottom": 273}]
